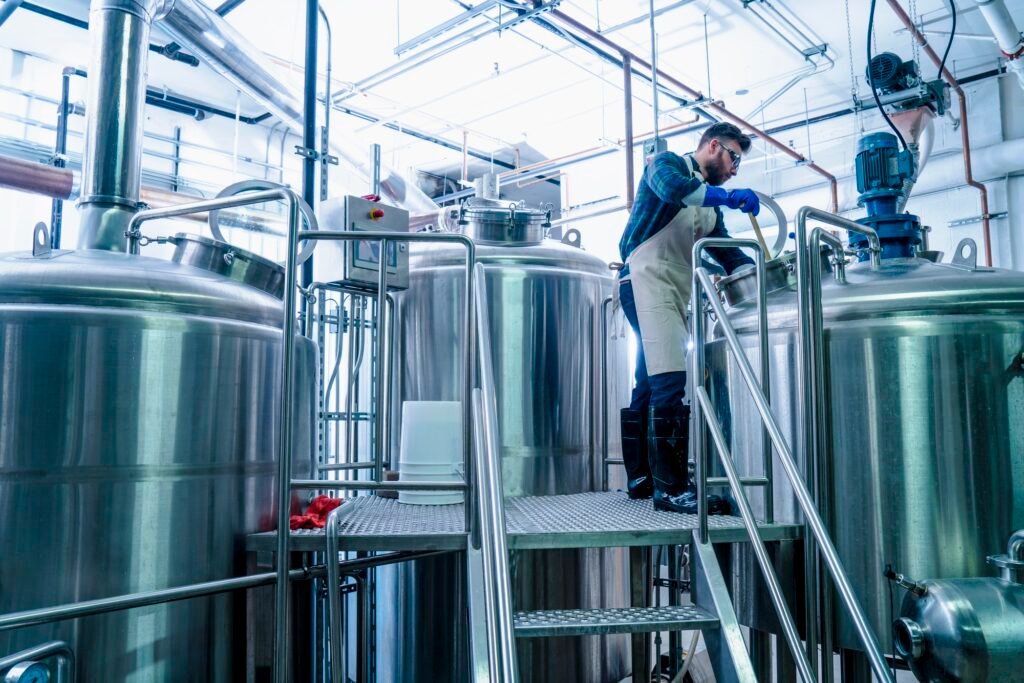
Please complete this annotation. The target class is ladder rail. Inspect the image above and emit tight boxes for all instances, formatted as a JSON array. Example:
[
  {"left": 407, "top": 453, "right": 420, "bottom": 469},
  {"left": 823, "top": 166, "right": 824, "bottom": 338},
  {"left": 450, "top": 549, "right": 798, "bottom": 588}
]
[
  {"left": 472, "top": 264, "right": 519, "bottom": 682},
  {"left": 691, "top": 263, "right": 893, "bottom": 683},
  {"left": 694, "top": 386, "right": 815, "bottom": 683}
]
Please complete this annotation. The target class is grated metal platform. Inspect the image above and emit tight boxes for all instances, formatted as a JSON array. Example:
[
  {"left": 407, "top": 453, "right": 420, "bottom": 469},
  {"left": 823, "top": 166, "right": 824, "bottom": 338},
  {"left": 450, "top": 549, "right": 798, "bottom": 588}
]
[
  {"left": 246, "top": 491, "right": 802, "bottom": 553},
  {"left": 514, "top": 604, "right": 719, "bottom": 638}
]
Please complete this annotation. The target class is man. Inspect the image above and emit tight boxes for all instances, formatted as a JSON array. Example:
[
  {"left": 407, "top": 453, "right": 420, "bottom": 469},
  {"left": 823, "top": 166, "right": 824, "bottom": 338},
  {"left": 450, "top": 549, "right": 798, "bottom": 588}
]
[{"left": 618, "top": 122, "right": 759, "bottom": 514}]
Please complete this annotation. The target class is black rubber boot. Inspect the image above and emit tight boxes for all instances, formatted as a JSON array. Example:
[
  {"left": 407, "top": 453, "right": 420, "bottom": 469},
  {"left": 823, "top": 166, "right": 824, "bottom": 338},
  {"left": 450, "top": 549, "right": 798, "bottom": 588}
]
[
  {"left": 620, "top": 408, "right": 653, "bottom": 499},
  {"left": 649, "top": 404, "right": 731, "bottom": 515}
]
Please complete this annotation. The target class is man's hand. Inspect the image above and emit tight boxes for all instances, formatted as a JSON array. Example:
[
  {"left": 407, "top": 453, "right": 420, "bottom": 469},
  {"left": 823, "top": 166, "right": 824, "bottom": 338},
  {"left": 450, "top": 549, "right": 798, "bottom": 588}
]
[
  {"left": 702, "top": 186, "right": 760, "bottom": 215},
  {"left": 725, "top": 189, "right": 760, "bottom": 215}
]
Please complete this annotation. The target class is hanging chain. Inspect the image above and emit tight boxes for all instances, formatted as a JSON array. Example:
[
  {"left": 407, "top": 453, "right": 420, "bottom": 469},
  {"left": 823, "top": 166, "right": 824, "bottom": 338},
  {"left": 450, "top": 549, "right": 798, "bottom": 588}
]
[
  {"left": 844, "top": 0, "right": 859, "bottom": 103},
  {"left": 909, "top": 0, "right": 922, "bottom": 74}
]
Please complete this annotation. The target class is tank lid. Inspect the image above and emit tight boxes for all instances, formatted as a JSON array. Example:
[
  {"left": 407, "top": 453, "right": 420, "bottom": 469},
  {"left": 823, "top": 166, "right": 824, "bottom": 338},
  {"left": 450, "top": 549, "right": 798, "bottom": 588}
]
[
  {"left": 0, "top": 249, "right": 284, "bottom": 327},
  {"left": 458, "top": 198, "right": 551, "bottom": 245},
  {"left": 169, "top": 233, "right": 285, "bottom": 298}
]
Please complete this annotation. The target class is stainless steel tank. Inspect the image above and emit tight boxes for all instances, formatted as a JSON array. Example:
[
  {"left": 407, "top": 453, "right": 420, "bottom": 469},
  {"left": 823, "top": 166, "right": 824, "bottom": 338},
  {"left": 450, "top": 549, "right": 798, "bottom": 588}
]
[
  {"left": 0, "top": 237, "right": 316, "bottom": 681},
  {"left": 376, "top": 199, "right": 630, "bottom": 681},
  {"left": 708, "top": 251, "right": 1024, "bottom": 653}
]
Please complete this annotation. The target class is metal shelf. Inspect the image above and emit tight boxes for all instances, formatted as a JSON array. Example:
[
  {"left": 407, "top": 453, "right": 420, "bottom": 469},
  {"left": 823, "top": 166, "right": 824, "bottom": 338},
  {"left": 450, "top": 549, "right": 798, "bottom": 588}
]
[
  {"left": 513, "top": 604, "right": 719, "bottom": 638},
  {"left": 247, "top": 491, "right": 802, "bottom": 554}
]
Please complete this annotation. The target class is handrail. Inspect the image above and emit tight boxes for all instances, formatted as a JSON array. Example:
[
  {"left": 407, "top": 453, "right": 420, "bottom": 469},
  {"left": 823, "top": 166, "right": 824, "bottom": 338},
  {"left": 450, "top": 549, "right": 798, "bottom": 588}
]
[
  {"left": 0, "top": 640, "right": 74, "bottom": 683},
  {"left": 694, "top": 387, "right": 814, "bottom": 683},
  {"left": 599, "top": 295, "right": 612, "bottom": 491},
  {"left": 691, "top": 265, "right": 893, "bottom": 683},
  {"left": 691, "top": 237, "right": 771, "bottom": 541},
  {"left": 472, "top": 264, "right": 519, "bottom": 682},
  {"left": 794, "top": 207, "right": 881, "bottom": 677},
  {"left": 281, "top": 228, "right": 476, "bottom": 683}
]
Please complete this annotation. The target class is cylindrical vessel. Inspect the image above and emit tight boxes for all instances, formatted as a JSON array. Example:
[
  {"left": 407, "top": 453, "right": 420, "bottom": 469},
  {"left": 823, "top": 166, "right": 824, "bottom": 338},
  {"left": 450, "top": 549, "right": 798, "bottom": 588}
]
[
  {"left": 896, "top": 577, "right": 1024, "bottom": 682},
  {"left": 376, "top": 201, "right": 630, "bottom": 681},
  {"left": 708, "top": 254, "right": 1024, "bottom": 652},
  {"left": 0, "top": 246, "right": 315, "bottom": 681}
]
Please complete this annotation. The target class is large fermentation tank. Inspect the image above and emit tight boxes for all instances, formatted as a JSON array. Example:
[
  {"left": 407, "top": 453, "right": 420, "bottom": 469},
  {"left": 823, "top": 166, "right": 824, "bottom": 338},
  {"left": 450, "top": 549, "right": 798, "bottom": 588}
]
[
  {"left": 376, "top": 200, "right": 630, "bottom": 681},
  {"left": 0, "top": 239, "right": 315, "bottom": 681},
  {"left": 707, "top": 250, "right": 1024, "bottom": 652}
]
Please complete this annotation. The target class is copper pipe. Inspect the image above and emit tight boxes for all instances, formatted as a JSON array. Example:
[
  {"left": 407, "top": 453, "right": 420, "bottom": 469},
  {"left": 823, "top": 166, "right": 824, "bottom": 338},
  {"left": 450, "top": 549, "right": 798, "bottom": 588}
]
[
  {"left": 0, "top": 154, "right": 75, "bottom": 199},
  {"left": 499, "top": 144, "right": 606, "bottom": 177},
  {"left": 887, "top": 0, "right": 992, "bottom": 266},
  {"left": 548, "top": 9, "right": 840, "bottom": 212},
  {"left": 623, "top": 53, "right": 636, "bottom": 209}
]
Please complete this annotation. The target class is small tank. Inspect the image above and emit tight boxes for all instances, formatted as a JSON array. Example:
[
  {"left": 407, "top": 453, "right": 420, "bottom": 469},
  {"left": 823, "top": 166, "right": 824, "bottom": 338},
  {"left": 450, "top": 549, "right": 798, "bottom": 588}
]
[
  {"left": 374, "top": 198, "right": 631, "bottom": 681},
  {"left": 0, "top": 231, "right": 316, "bottom": 681}
]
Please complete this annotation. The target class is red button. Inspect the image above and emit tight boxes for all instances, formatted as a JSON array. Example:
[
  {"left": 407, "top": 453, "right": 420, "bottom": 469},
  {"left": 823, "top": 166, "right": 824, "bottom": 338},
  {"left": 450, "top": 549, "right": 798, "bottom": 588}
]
[{"left": 369, "top": 208, "right": 385, "bottom": 220}]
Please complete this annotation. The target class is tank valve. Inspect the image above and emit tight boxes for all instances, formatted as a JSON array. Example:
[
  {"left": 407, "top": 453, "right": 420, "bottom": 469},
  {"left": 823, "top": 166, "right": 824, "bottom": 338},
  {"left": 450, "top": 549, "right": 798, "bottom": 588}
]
[{"left": 884, "top": 565, "right": 927, "bottom": 597}]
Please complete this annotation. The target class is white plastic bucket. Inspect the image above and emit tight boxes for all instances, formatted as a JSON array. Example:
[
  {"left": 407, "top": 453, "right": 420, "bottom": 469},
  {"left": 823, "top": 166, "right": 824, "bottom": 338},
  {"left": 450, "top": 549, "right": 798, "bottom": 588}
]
[{"left": 398, "top": 401, "right": 464, "bottom": 505}]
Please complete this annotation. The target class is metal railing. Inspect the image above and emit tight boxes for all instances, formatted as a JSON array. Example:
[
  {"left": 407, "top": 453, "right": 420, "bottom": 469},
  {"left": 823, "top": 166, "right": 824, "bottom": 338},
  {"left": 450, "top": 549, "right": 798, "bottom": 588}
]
[
  {"left": 691, "top": 212, "right": 893, "bottom": 682},
  {"left": 472, "top": 264, "right": 519, "bottom": 682},
  {"left": 280, "top": 227, "right": 476, "bottom": 682},
  {"left": 0, "top": 641, "right": 74, "bottom": 683}
]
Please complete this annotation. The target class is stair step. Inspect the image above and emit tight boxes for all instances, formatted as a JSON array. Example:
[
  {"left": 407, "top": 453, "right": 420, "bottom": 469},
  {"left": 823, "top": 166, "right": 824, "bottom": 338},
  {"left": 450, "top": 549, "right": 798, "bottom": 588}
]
[{"left": 513, "top": 604, "right": 719, "bottom": 638}]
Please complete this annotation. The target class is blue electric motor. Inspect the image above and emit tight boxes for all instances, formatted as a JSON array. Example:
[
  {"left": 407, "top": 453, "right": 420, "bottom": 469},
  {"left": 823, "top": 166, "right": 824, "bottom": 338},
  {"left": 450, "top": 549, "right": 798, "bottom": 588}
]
[{"left": 850, "top": 132, "right": 924, "bottom": 260}]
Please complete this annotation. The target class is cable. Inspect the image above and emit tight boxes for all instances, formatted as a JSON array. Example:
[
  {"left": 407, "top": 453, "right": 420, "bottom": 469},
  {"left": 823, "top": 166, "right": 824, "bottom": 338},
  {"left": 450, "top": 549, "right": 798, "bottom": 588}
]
[
  {"left": 938, "top": 0, "right": 957, "bottom": 80},
  {"left": 868, "top": 0, "right": 909, "bottom": 150}
]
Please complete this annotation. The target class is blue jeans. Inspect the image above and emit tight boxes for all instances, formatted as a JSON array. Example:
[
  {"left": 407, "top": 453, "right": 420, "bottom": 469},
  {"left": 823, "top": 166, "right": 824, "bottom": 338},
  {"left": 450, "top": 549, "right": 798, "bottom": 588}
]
[{"left": 619, "top": 279, "right": 687, "bottom": 410}]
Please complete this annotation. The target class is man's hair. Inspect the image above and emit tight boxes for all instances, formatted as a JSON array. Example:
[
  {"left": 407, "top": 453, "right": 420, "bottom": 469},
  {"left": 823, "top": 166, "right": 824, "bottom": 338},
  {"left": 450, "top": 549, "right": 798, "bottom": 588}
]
[{"left": 697, "top": 122, "right": 751, "bottom": 153}]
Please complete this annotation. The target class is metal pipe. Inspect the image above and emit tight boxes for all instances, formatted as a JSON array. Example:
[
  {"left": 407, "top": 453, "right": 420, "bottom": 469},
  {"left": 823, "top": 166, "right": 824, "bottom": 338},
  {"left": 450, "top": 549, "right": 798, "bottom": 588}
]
[
  {"left": 887, "top": 0, "right": 993, "bottom": 266},
  {"left": 326, "top": 504, "right": 352, "bottom": 683},
  {"left": 0, "top": 640, "right": 73, "bottom": 683},
  {"left": 371, "top": 143, "right": 382, "bottom": 195},
  {"left": 158, "top": 0, "right": 438, "bottom": 213},
  {"left": 0, "top": 0, "right": 24, "bottom": 26},
  {"left": 78, "top": 0, "right": 171, "bottom": 252},
  {"left": 694, "top": 266, "right": 892, "bottom": 682},
  {"left": 0, "top": 152, "right": 75, "bottom": 199},
  {"left": 547, "top": 8, "right": 840, "bottom": 212},
  {"left": 300, "top": 0, "right": 318, "bottom": 293},
  {"left": 974, "top": 0, "right": 1024, "bottom": 58},
  {"left": 48, "top": 67, "right": 72, "bottom": 247},
  {"left": 292, "top": 480, "right": 468, "bottom": 491},
  {"left": 473, "top": 265, "right": 518, "bottom": 682},
  {"left": 600, "top": 295, "right": 611, "bottom": 491},
  {"left": 623, "top": 53, "right": 636, "bottom": 209},
  {"left": 694, "top": 386, "right": 815, "bottom": 683},
  {"left": 647, "top": 0, "right": 660, "bottom": 147},
  {"left": 374, "top": 238, "right": 389, "bottom": 484}
]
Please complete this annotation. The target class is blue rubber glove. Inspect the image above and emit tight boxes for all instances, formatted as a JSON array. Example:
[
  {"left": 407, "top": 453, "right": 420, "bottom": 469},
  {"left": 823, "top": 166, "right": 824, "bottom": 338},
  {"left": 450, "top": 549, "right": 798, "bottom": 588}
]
[
  {"left": 725, "top": 189, "right": 760, "bottom": 215},
  {"left": 701, "top": 187, "right": 761, "bottom": 215}
]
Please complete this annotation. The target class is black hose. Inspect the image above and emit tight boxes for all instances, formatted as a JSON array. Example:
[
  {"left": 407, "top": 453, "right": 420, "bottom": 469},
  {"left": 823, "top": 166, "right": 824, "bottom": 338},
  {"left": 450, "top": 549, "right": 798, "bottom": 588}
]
[
  {"left": 868, "top": 0, "right": 909, "bottom": 150},
  {"left": 938, "top": 0, "right": 957, "bottom": 80}
]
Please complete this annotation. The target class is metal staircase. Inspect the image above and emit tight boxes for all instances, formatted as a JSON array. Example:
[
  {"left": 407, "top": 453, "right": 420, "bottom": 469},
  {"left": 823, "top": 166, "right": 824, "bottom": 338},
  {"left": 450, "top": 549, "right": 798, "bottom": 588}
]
[{"left": 257, "top": 212, "right": 895, "bottom": 681}]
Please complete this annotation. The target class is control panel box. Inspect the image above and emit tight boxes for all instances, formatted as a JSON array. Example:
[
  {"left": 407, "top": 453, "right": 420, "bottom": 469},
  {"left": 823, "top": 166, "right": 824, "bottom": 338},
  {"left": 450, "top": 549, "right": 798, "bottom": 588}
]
[{"left": 316, "top": 195, "right": 410, "bottom": 290}]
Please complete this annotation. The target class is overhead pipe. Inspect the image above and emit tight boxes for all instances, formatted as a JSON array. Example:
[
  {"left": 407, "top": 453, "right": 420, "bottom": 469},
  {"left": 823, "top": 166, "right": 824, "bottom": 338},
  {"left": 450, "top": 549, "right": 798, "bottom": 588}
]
[
  {"left": 974, "top": 0, "right": 1024, "bottom": 89},
  {"left": 157, "top": 0, "right": 438, "bottom": 214},
  {"left": 546, "top": 8, "right": 840, "bottom": 212},
  {"left": 888, "top": 0, "right": 993, "bottom": 266},
  {"left": 0, "top": 0, "right": 25, "bottom": 27}
]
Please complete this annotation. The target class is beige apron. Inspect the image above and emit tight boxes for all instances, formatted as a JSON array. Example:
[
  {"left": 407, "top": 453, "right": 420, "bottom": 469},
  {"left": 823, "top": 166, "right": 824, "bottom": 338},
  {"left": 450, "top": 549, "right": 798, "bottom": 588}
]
[{"left": 625, "top": 163, "right": 718, "bottom": 375}]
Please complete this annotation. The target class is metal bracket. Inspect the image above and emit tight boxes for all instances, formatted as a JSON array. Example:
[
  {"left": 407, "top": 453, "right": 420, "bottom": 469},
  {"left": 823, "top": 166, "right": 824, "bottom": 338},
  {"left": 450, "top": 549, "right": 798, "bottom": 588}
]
[
  {"left": 948, "top": 211, "right": 1007, "bottom": 228},
  {"left": 950, "top": 237, "right": 980, "bottom": 269},
  {"left": 294, "top": 145, "right": 320, "bottom": 161},
  {"left": 653, "top": 577, "right": 690, "bottom": 591},
  {"left": 31, "top": 223, "right": 52, "bottom": 258}
]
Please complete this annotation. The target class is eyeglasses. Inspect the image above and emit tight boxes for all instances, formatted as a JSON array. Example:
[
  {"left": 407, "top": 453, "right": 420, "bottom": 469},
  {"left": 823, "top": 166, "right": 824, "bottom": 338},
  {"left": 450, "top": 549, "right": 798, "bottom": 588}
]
[{"left": 723, "top": 145, "right": 742, "bottom": 170}]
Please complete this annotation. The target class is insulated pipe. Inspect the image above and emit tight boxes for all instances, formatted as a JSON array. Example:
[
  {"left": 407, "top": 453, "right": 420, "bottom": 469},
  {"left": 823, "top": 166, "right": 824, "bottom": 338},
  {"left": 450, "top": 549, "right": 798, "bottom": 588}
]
[
  {"left": 974, "top": 0, "right": 1024, "bottom": 89},
  {"left": 547, "top": 8, "right": 840, "bottom": 212},
  {"left": 158, "top": 0, "right": 438, "bottom": 214},
  {"left": 78, "top": 0, "right": 172, "bottom": 251},
  {"left": 623, "top": 53, "right": 636, "bottom": 209},
  {"left": 888, "top": 0, "right": 993, "bottom": 266}
]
